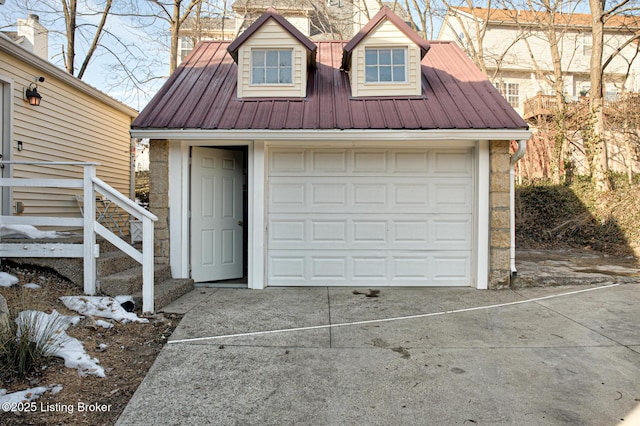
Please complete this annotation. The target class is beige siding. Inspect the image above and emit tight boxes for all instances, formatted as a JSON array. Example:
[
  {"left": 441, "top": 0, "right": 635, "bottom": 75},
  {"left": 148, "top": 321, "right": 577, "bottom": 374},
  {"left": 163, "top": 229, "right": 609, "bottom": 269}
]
[
  {"left": 237, "top": 20, "right": 308, "bottom": 98},
  {"left": 0, "top": 49, "right": 135, "bottom": 219},
  {"left": 350, "top": 20, "right": 422, "bottom": 97}
]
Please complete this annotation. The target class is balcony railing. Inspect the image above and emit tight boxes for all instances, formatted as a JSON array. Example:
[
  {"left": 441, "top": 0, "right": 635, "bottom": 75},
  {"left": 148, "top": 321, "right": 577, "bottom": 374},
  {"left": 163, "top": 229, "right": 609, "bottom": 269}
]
[{"left": 523, "top": 92, "right": 640, "bottom": 124}]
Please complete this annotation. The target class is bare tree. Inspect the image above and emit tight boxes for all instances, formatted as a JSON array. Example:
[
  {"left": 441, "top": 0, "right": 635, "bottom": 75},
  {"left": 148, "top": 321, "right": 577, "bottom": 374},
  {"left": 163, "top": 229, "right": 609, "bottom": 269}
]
[
  {"left": 588, "top": 0, "right": 640, "bottom": 191},
  {"left": 147, "top": 0, "right": 202, "bottom": 74}
]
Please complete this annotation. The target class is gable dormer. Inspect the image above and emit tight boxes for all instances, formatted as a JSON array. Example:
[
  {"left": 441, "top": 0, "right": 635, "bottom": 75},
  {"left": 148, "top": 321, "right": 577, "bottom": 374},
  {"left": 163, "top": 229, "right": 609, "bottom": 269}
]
[
  {"left": 342, "top": 6, "right": 430, "bottom": 98},
  {"left": 227, "top": 7, "right": 316, "bottom": 98}
]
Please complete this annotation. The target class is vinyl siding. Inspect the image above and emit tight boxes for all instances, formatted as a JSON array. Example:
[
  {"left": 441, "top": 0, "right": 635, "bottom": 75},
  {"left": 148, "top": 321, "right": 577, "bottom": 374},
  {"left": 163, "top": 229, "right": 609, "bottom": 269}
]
[
  {"left": 237, "top": 20, "right": 308, "bottom": 98},
  {"left": 0, "top": 48, "right": 135, "bottom": 219},
  {"left": 350, "top": 20, "right": 422, "bottom": 97}
]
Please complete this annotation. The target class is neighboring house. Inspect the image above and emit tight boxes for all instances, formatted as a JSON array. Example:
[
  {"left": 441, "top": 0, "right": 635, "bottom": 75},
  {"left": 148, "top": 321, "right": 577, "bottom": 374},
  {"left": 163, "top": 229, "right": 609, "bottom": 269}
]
[
  {"left": 132, "top": 7, "right": 530, "bottom": 291},
  {"left": 177, "top": 0, "right": 411, "bottom": 65},
  {"left": 178, "top": 16, "right": 237, "bottom": 64},
  {"left": 0, "top": 16, "right": 138, "bottom": 220},
  {"left": 438, "top": 7, "right": 640, "bottom": 117}
]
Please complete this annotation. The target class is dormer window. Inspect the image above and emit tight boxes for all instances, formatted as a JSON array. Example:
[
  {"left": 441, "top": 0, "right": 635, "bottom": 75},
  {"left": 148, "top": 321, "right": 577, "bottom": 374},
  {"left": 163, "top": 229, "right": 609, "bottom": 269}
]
[
  {"left": 251, "top": 49, "right": 293, "bottom": 84},
  {"left": 342, "top": 6, "right": 430, "bottom": 97},
  {"left": 227, "top": 7, "right": 316, "bottom": 98},
  {"left": 365, "top": 47, "right": 407, "bottom": 83}
]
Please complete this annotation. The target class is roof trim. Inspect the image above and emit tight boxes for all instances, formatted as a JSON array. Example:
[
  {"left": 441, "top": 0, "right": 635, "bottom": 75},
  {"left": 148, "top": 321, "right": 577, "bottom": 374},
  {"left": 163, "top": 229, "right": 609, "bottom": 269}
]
[
  {"left": 130, "top": 128, "right": 531, "bottom": 141},
  {"left": 342, "top": 5, "right": 430, "bottom": 70},
  {"left": 227, "top": 7, "right": 317, "bottom": 63},
  {"left": 450, "top": 6, "right": 640, "bottom": 30},
  {"left": 0, "top": 33, "right": 138, "bottom": 117}
]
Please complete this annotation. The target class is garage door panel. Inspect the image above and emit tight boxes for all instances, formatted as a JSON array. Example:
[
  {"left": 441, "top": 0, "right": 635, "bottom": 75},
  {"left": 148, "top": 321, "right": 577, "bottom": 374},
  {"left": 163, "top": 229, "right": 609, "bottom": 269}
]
[
  {"left": 268, "top": 148, "right": 473, "bottom": 177},
  {"left": 268, "top": 250, "right": 472, "bottom": 286},
  {"left": 268, "top": 214, "right": 472, "bottom": 250},
  {"left": 269, "top": 177, "right": 472, "bottom": 213}
]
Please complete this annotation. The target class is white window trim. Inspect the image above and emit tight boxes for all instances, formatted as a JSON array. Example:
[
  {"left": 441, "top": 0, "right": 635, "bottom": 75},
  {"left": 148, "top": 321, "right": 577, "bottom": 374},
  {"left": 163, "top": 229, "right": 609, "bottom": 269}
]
[
  {"left": 250, "top": 48, "right": 295, "bottom": 86},
  {"left": 364, "top": 46, "right": 409, "bottom": 84}
]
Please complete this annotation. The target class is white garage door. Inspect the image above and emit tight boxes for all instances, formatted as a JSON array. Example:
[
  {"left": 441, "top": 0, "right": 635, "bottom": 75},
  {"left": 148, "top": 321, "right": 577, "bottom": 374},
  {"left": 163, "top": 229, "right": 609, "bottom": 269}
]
[{"left": 267, "top": 147, "right": 474, "bottom": 286}]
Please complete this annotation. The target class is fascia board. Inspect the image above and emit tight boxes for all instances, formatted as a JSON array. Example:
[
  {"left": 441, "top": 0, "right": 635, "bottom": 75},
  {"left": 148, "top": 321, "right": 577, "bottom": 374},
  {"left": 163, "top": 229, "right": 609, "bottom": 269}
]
[{"left": 130, "top": 128, "right": 532, "bottom": 141}]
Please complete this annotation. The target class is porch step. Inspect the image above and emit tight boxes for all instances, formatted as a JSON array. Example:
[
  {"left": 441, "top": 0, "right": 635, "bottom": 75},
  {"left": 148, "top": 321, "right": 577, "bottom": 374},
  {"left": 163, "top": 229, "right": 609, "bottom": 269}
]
[
  {"left": 99, "top": 264, "right": 173, "bottom": 296},
  {"left": 2, "top": 237, "right": 193, "bottom": 311},
  {"left": 100, "top": 263, "right": 194, "bottom": 311},
  {"left": 132, "top": 278, "right": 195, "bottom": 312},
  {"left": 97, "top": 249, "right": 141, "bottom": 277}
]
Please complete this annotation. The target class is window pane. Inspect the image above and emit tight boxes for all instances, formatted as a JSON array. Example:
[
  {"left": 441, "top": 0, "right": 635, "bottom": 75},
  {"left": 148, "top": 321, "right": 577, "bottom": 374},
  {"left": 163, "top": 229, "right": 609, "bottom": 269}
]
[
  {"left": 280, "top": 67, "right": 292, "bottom": 84},
  {"left": 379, "top": 49, "right": 391, "bottom": 65},
  {"left": 266, "top": 51, "right": 278, "bottom": 67},
  {"left": 365, "top": 49, "right": 378, "bottom": 65},
  {"left": 379, "top": 65, "right": 392, "bottom": 81},
  {"left": 392, "top": 65, "right": 405, "bottom": 82},
  {"left": 392, "top": 49, "right": 404, "bottom": 64},
  {"left": 252, "top": 68, "right": 264, "bottom": 84},
  {"left": 366, "top": 66, "right": 378, "bottom": 82},
  {"left": 253, "top": 50, "right": 265, "bottom": 66},
  {"left": 266, "top": 67, "right": 278, "bottom": 83},
  {"left": 279, "top": 51, "right": 292, "bottom": 66}
]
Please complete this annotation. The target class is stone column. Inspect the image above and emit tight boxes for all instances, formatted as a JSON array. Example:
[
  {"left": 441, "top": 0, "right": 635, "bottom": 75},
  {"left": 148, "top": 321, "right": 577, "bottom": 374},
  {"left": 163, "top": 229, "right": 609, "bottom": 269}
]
[
  {"left": 489, "top": 140, "right": 512, "bottom": 288},
  {"left": 149, "top": 139, "right": 170, "bottom": 265}
]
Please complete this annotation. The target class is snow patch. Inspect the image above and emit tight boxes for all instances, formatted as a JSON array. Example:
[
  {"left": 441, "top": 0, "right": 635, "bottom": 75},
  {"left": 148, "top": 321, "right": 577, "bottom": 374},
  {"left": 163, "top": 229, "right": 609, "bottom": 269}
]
[
  {"left": 0, "top": 224, "right": 59, "bottom": 239},
  {"left": 16, "top": 310, "right": 105, "bottom": 377},
  {"left": 95, "top": 319, "right": 114, "bottom": 329},
  {"left": 0, "top": 272, "right": 19, "bottom": 287},
  {"left": 22, "top": 283, "right": 41, "bottom": 289},
  {"left": 60, "top": 296, "right": 148, "bottom": 324},
  {"left": 0, "top": 386, "right": 49, "bottom": 411}
]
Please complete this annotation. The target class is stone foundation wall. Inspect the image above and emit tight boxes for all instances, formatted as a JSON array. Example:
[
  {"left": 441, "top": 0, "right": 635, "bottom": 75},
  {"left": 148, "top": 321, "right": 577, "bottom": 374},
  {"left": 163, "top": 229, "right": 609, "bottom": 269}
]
[
  {"left": 489, "top": 140, "right": 512, "bottom": 289},
  {"left": 149, "top": 139, "right": 170, "bottom": 265}
]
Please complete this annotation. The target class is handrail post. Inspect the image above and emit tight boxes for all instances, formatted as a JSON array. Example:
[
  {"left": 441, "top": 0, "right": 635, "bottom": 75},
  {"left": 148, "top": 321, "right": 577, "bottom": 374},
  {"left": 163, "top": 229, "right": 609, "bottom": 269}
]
[
  {"left": 142, "top": 216, "right": 155, "bottom": 313},
  {"left": 83, "top": 165, "right": 97, "bottom": 295}
]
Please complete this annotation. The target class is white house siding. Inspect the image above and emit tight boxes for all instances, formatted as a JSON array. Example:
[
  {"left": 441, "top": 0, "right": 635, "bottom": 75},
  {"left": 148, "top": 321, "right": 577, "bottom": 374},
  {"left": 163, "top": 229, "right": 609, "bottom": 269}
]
[
  {"left": 237, "top": 20, "right": 308, "bottom": 98},
  {"left": 0, "top": 46, "right": 136, "bottom": 219},
  {"left": 349, "top": 20, "right": 422, "bottom": 98},
  {"left": 439, "top": 11, "right": 640, "bottom": 112}
]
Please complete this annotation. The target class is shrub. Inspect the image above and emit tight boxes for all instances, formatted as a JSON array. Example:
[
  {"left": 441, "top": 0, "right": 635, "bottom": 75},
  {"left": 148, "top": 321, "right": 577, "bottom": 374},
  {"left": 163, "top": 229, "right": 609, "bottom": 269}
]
[{"left": 0, "top": 310, "right": 64, "bottom": 379}]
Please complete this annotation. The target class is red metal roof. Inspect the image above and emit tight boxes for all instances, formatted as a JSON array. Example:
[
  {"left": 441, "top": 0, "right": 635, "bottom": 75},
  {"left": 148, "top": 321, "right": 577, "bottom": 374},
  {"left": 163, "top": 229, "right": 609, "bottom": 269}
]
[{"left": 132, "top": 40, "right": 527, "bottom": 131}]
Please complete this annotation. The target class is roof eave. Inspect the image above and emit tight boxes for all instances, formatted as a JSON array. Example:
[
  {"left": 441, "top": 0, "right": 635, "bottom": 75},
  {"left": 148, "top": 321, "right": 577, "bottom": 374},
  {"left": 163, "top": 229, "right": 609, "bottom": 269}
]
[
  {"left": 130, "top": 128, "right": 532, "bottom": 141},
  {"left": 0, "top": 34, "right": 138, "bottom": 117}
]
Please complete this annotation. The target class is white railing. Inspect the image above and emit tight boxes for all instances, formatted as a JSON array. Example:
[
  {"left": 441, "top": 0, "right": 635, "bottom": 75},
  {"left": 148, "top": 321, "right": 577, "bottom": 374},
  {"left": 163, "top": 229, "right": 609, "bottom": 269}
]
[{"left": 0, "top": 162, "right": 158, "bottom": 313}]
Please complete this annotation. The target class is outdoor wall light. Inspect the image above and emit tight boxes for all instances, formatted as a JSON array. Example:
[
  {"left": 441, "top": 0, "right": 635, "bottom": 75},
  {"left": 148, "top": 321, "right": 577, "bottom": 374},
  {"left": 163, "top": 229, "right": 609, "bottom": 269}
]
[{"left": 25, "top": 83, "right": 42, "bottom": 106}]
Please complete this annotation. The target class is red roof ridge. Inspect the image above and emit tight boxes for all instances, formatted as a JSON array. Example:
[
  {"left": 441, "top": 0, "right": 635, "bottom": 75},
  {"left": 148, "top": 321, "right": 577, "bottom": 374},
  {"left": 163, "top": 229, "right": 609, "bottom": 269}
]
[
  {"left": 342, "top": 5, "right": 430, "bottom": 70},
  {"left": 227, "top": 6, "right": 317, "bottom": 63}
]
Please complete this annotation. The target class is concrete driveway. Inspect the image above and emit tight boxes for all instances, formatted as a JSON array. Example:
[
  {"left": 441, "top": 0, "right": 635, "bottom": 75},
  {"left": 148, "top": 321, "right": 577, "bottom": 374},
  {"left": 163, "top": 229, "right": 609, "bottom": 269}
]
[{"left": 116, "top": 283, "right": 640, "bottom": 425}]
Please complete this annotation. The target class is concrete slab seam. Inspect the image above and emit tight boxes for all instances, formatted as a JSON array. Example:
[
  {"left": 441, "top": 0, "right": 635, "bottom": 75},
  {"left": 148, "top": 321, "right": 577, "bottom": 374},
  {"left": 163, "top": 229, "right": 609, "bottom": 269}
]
[{"left": 167, "top": 284, "right": 620, "bottom": 345}]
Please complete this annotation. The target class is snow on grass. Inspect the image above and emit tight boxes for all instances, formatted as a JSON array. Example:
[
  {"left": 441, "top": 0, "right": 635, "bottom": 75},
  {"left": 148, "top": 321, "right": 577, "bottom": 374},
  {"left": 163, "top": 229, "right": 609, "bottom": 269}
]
[
  {"left": 0, "top": 272, "right": 19, "bottom": 287},
  {"left": 60, "top": 296, "right": 148, "bottom": 324},
  {"left": 16, "top": 310, "right": 105, "bottom": 378}
]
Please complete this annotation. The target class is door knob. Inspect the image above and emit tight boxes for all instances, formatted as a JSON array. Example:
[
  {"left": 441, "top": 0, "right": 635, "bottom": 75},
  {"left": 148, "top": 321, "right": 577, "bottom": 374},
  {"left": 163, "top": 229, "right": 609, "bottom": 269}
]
[{"left": 238, "top": 221, "right": 243, "bottom": 226}]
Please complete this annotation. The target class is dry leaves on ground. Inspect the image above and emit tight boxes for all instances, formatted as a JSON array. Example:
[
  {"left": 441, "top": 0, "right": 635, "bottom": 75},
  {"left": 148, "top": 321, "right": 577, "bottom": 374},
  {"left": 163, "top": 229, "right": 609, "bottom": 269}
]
[{"left": 0, "top": 263, "right": 181, "bottom": 425}]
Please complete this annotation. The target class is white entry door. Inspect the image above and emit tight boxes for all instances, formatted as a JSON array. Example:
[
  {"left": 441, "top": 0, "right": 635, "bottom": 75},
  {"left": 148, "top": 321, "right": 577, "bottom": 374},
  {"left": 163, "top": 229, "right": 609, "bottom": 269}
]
[{"left": 191, "top": 147, "right": 244, "bottom": 282}]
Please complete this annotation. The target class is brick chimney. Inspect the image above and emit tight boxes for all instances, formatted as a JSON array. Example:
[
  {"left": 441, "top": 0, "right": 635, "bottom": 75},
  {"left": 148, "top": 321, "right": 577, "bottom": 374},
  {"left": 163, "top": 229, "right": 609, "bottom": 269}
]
[{"left": 16, "top": 14, "right": 48, "bottom": 60}]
